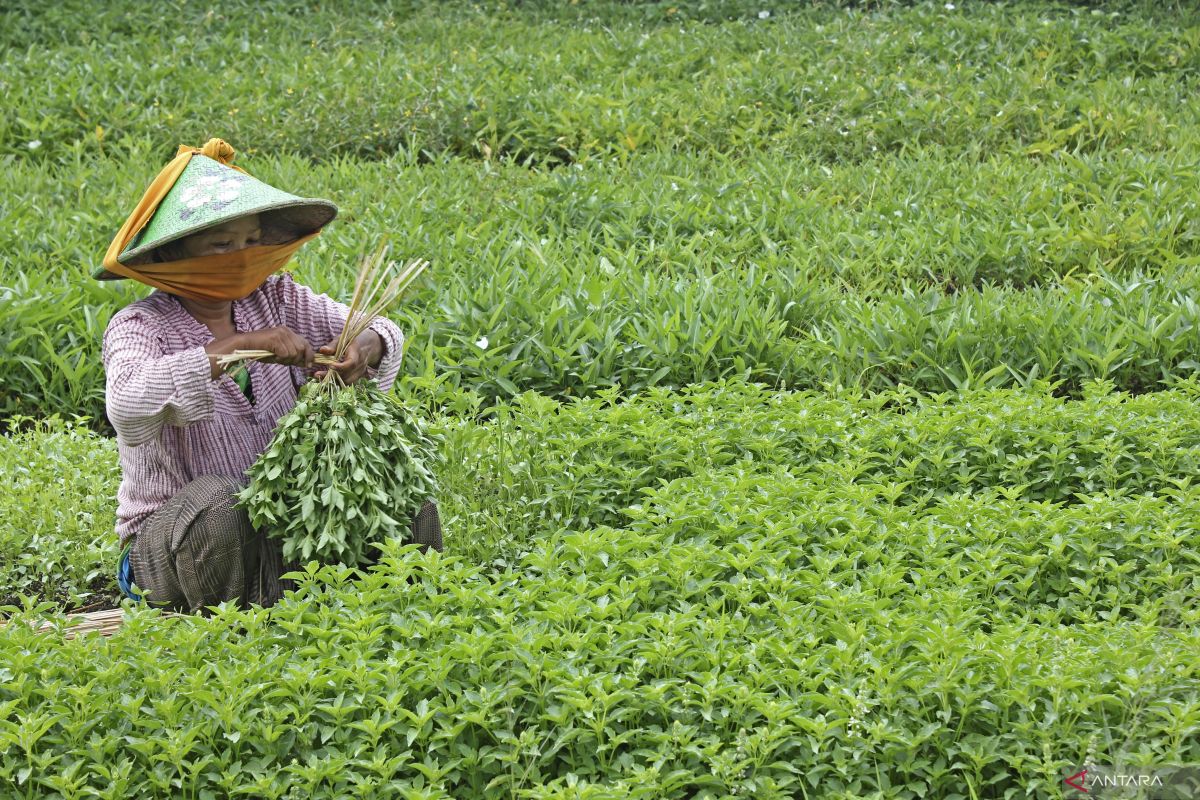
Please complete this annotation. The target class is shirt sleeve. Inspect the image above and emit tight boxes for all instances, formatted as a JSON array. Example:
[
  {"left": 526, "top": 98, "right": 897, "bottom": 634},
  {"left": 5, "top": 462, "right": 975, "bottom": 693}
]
[
  {"left": 274, "top": 272, "right": 406, "bottom": 392},
  {"left": 103, "top": 310, "right": 216, "bottom": 446}
]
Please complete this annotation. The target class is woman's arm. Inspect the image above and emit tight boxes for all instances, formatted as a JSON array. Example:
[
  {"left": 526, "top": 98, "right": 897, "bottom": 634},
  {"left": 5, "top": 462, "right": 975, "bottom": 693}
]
[
  {"left": 105, "top": 304, "right": 321, "bottom": 444},
  {"left": 103, "top": 311, "right": 217, "bottom": 446},
  {"left": 273, "top": 272, "right": 406, "bottom": 390}
]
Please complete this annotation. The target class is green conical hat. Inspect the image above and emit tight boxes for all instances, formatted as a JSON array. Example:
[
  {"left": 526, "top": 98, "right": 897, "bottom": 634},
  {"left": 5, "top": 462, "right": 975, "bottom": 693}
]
[{"left": 94, "top": 154, "right": 337, "bottom": 279}]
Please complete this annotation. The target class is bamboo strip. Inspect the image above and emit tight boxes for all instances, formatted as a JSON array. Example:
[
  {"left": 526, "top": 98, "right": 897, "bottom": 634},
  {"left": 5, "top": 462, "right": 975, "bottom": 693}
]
[{"left": 213, "top": 350, "right": 339, "bottom": 369}]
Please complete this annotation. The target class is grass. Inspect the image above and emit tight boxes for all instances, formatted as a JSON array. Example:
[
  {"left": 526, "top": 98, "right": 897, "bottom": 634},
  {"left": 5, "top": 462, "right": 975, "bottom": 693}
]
[{"left": 3, "top": 0, "right": 1200, "bottom": 797}]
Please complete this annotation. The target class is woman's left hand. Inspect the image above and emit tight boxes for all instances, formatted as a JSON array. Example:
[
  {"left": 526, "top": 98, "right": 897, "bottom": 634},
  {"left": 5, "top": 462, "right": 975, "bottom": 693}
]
[{"left": 315, "top": 331, "right": 384, "bottom": 384}]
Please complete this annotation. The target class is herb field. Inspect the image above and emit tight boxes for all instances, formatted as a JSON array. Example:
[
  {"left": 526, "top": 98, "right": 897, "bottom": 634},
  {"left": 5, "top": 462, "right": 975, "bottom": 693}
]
[{"left": 3, "top": 1, "right": 1200, "bottom": 798}]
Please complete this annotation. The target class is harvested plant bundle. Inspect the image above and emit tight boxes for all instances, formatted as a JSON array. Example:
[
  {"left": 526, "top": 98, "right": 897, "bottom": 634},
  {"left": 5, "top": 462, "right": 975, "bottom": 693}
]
[
  {"left": 236, "top": 246, "right": 441, "bottom": 565},
  {"left": 241, "top": 380, "right": 440, "bottom": 564}
]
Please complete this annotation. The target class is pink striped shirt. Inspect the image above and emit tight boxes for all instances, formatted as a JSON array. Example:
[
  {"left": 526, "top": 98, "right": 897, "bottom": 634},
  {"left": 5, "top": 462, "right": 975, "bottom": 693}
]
[{"left": 103, "top": 272, "right": 404, "bottom": 546}]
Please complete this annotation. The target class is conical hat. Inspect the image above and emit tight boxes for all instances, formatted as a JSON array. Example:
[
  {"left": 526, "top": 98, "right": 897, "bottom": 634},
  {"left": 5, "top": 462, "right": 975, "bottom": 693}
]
[{"left": 94, "top": 147, "right": 337, "bottom": 280}]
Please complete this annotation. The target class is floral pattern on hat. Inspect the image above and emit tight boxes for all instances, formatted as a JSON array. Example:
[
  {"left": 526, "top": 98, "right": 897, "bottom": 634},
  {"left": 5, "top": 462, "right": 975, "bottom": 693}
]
[{"left": 178, "top": 172, "right": 252, "bottom": 221}]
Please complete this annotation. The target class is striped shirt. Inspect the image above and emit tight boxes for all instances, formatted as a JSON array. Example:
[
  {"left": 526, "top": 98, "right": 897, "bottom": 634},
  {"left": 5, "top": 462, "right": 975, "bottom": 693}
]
[{"left": 103, "top": 272, "right": 405, "bottom": 546}]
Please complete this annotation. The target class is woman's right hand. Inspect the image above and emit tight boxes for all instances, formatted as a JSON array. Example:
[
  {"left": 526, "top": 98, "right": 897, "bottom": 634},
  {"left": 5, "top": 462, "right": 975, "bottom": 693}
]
[{"left": 205, "top": 327, "right": 315, "bottom": 378}]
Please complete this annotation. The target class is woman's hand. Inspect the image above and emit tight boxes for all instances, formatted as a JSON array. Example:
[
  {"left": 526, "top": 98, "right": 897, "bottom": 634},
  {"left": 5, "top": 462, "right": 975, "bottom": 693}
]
[
  {"left": 314, "top": 331, "right": 384, "bottom": 385},
  {"left": 204, "top": 327, "right": 315, "bottom": 379}
]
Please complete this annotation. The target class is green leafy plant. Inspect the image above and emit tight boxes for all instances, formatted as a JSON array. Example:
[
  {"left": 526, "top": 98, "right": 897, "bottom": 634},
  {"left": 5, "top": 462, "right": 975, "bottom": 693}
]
[
  {"left": 4, "top": 4, "right": 1200, "bottom": 795},
  {"left": 0, "top": 416, "right": 119, "bottom": 609},
  {"left": 4, "top": 379, "right": 1200, "bottom": 797},
  {"left": 6, "top": 2, "right": 1200, "bottom": 424}
]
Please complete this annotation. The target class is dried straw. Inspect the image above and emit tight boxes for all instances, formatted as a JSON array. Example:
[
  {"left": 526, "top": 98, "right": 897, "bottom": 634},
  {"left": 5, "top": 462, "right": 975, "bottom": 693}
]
[
  {"left": 0, "top": 608, "right": 182, "bottom": 639},
  {"left": 333, "top": 243, "right": 428, "bottom": 363}
]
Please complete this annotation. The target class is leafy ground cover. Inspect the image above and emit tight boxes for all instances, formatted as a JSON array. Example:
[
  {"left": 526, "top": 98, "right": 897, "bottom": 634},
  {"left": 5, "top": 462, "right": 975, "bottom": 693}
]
[
  {"left": 4, "top": 0, "right": 1200, "bottom": 797},
  {"left": 9, "top": 376, "right": 1200, "bottom": 611},
  {"left": 3, "top": 379, "right": 1199, "bottom": 797},
  {"left": 3, "top": 1, "right": 1200, "bottom": 422},
  {"left": 5, "top": 2, "right": 1198, "bottom": 164},
  {"left": 0, "top": 418, "right": 119, "bottom": 609},
  {"left": 6, "top": 147, "right": 1200, "bottom": 422}
]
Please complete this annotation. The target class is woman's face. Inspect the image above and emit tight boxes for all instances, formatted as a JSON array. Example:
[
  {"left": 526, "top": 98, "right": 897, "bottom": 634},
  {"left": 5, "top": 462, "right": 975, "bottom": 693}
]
[{"left": 169, "top": 214, "right": 263, "bottom": 259}]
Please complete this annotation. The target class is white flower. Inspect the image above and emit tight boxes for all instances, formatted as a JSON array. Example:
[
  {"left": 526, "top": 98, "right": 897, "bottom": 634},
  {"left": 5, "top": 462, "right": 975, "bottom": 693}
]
[
  {"left": 180, "top": 185, "right": 209, "bottom": 209},
  {"left": 944, "top": 2, "right": 955, "bottom": 8},
  {"left": 26, "top": 140, "right": 41, "bottom": 150},
  {"left": 758, "top": 10, "right": 770, "bottom": 19},
  {"left": 475, "top": 336, "right": 489, "bottom": 350}
]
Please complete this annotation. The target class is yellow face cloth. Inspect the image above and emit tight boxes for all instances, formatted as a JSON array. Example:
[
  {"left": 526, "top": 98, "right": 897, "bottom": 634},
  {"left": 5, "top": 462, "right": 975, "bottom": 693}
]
[
  {"left": 108, "top": 232, "right": 320, "bottom": 302},
  {"left": 101, "top": 138, "right": 322, "bottom": 301}
]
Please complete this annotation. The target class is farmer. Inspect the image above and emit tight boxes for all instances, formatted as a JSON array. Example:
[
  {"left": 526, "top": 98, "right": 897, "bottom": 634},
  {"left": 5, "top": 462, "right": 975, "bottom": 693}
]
[{"left": 97, "top": 137, "right": 440, "bottom": 613}]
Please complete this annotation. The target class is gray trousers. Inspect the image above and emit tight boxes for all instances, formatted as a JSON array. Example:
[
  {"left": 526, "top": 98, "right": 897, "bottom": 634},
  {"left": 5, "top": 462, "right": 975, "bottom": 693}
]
[{"left": 128, "top": 475, "right": 443, "bottom": 613}]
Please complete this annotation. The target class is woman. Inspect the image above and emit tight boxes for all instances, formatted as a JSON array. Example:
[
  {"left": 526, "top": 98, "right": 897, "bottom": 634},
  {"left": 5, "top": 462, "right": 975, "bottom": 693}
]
[{"left": 98, "top": 138, "right": 440, "bottom": 613}]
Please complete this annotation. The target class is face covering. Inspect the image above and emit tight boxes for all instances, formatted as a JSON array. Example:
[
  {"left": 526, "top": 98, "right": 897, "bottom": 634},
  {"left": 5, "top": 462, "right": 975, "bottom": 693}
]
[{"left": 100, "top": 231, "right": 320, "bottom": 302}]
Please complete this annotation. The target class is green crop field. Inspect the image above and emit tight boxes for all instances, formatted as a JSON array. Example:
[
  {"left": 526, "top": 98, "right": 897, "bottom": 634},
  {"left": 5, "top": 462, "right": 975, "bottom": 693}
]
[{"left": 2, "top": 0, "right": 1199, "bottom": 797}]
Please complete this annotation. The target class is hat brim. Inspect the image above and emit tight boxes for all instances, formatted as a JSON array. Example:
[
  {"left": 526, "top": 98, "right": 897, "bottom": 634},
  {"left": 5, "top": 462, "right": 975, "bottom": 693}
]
[
  {"left": 119, "top": 200, "right": 337, "bottom": 265},
  {"left": 97, "top": 202, "right": 336, "bottom": 280}
]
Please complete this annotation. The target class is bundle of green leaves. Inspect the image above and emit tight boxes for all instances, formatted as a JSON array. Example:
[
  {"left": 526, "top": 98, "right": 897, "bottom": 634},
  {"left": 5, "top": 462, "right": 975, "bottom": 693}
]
[
  {"left": 236, "top": 247, "right": 440, "bottom": 566},
  {"left": 240, "top": 379, "right": 441, "bottom": 565}
]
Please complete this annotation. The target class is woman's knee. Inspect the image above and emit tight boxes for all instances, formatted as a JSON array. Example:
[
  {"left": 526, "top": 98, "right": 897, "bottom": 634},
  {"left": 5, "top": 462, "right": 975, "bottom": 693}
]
[
  {"left": 179, "top": 474, "right": 246, "bottom": 514},
  {"left": 127, "top": 475, "right": 258, "bottom": 611},
  {"left": 170, "top": 476, "right": 259, "bottom": 609}
]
